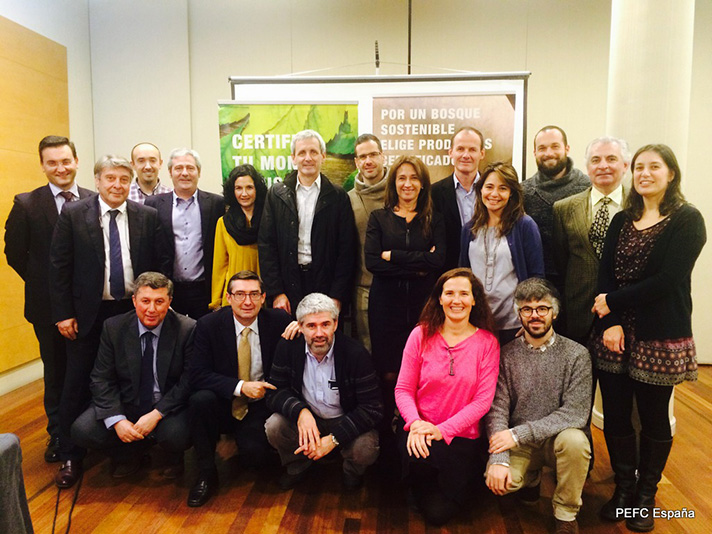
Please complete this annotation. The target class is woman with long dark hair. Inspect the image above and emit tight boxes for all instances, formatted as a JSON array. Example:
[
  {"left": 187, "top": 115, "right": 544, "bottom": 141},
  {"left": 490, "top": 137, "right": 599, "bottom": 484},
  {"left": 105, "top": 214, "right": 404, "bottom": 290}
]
[
  {"left": 395, "top": 268, "right": 499, "bottom": 525},
  {"left": 592, "top": 144, "right": 706, "bottom": 532},
  {"left": 460, "top": 162, "right": 544, "bottom": 345},
  {"left": 365, "top": 156, "right": 446, "bottom": 458},
  {"left": 210, "top": 164, "right": 268, "bottom": 309}
]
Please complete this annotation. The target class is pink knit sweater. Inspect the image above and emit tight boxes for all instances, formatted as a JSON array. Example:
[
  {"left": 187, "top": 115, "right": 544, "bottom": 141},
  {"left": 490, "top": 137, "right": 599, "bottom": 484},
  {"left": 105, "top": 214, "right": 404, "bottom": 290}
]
[{"left": 395, "top": 325, "right": 500, "bottom": 444}]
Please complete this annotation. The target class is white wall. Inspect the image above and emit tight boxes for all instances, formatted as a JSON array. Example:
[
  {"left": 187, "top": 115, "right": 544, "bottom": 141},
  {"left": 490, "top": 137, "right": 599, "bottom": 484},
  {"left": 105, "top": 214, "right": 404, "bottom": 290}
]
[{"left": 0, "top": 0, "right": 95, "bottom": 188}]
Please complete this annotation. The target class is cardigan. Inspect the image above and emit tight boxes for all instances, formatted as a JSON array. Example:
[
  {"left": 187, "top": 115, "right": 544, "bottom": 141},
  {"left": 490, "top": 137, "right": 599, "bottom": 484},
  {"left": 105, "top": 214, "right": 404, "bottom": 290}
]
[
  {"left": 596, "top": 204, "right": 706, "bottom": 340},
  {"left": 266, "top": 332, "right": 383, "bottom": 447},
  {"left": 210, "top": 216, "right": 260, "bottom": 309},
  {"left": 395, "top": 325, "right": 500, "bottom": 444},
  {"left": 459, "top": 215, "right": 545, "bottom": 282}
]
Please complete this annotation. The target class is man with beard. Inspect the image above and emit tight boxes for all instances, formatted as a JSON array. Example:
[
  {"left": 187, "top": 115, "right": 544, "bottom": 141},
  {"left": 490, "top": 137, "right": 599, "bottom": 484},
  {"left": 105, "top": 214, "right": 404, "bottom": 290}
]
[
  {"left": 485, "top": 278, "right": 592, "bottom": 534},
  {"left": 348, "top": 133, "right": 387, "bottom": 350},
  {"left": 128, "top": 142, "right": 172, "bottom": 204},
  {"left": 522, "top": 126, "right": 590, "bottom": 291},
  {"left": 265, "top": 293, "right": 382, "bottom": 491}
]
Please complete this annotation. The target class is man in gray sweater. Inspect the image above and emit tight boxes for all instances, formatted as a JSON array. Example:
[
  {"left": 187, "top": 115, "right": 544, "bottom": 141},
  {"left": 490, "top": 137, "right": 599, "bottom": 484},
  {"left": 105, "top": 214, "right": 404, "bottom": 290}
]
[
  {"left": 347, "top": 134, "right": 387, "bottom": 351},
  {"left": 486, "top": 278, "right": 592, "bottom": 534}
]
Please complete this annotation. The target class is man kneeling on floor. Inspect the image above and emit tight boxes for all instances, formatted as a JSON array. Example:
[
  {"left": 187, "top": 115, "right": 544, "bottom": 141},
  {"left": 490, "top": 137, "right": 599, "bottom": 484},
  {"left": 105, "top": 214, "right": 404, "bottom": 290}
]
[
  {"left": 265, "top": 293, "right": 382, "bottom": 490},
  {"left": 72, "top": 272, "right": 195, "bottom": 479},
  {"left": 485, "top": 278, "right": 592, "bottom": 534}
]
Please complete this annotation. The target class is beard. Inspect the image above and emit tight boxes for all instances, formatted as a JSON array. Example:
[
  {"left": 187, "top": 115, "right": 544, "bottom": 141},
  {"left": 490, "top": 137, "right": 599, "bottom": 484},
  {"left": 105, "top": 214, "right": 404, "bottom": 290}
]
[
  {"left": 537, "top": 156, "right": 568, "bottom": 178},
  {"left": 523, "top": 320, "right": 552, "bottom": 339}
]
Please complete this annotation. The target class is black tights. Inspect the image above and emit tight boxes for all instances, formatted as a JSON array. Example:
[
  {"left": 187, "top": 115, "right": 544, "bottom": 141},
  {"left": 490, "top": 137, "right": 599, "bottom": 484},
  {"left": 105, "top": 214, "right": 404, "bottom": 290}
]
[{"left": 597, "top": 370, "right": 673, "bottom": 441}]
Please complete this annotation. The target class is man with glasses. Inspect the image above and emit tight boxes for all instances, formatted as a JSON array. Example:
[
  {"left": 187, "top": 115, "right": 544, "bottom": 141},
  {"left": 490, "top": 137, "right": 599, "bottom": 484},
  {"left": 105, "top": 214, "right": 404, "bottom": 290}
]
[
  {"left": 485, "top": 278, "right": 592, "bottom": 534},
  {"left": 186, "top": 270, "right": 291, "bottom": 507},
  {"left": 348, "top": 133, "right": 387, "bottom": 350},
  {"left": 431, "top": 126, "right": 486, "bottom": 271}
]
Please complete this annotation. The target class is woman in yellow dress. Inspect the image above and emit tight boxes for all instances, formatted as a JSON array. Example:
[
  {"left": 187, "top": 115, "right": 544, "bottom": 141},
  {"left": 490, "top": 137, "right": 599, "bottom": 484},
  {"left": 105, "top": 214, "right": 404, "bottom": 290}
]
[{"left": 210, "top": 164, "right": 268, "bottom": 309}]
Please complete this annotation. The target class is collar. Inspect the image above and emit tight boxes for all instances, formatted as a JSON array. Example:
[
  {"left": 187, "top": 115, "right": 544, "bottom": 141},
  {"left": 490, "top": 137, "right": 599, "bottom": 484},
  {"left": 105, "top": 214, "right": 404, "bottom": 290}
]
[
  {"left": 135, "top": 177, "right": 164, "bottom": 194},
  {"left": 98, "top": 195, "right": 127, "bottom": 216},
  {"left": 453, "top": 171, "right": 479, "bottom": 192},
  {"left": 305, "top": 338, "right": 335, "bottom": 363},
  {"left": 591, "top": 183, "right": 624, "bottom": 206},
  {"left": 296, "top": 175, "right": 321, "bottom": 191},
  {"left": 172, "top": 189, "right": 198, "bottom": 206},
  {"left": 355, "top": 170, "right": 387, "bottom": 190},
  {"left": 521, "top": 331, "right": 557, "bottom": 352},
  {"left": 233, "top": 315, "right": 260, "bottom": 337},
  {"left": 49, "top": 182, "right": 80, "bottom": 198},
  {"left": 138, "top": 318, "right": 164, "bottom": 338}
]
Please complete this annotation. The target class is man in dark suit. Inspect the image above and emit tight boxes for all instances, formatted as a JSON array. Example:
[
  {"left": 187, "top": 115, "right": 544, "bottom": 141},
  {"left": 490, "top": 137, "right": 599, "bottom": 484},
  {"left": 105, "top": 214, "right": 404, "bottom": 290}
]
[
  {"left": 187, "top": 270, "right": 291, "bottom": 507},
  {"left": 265, "top": 293, "right": 382, "bottom": 491},
  {"left": 431, "top": 126, "right": 486, "bottom": 272},
  {"left": 4, "top": 136, "right": 93, "bottom": 463},
  {"left": 50, "top": 155, "right": 162, "bottom": 488},
  {"left": 146, "top": 148, "right": 223, "bottom": 319},
  {"left": 71, "top": 272, "right": 195, "bottom": 479},
  {"left": 258, "top": 130, "right": 356, "bottom": 315},
  {"left": 553, "top": 136, "right": 630, "bottom": 344}
]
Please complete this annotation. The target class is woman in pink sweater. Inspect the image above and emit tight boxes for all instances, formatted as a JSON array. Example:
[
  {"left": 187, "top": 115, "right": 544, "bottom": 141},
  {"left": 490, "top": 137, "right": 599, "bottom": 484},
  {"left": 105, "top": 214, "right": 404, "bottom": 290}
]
[{"left": 395, "top": 267, "right": 500, "bottom": 525}]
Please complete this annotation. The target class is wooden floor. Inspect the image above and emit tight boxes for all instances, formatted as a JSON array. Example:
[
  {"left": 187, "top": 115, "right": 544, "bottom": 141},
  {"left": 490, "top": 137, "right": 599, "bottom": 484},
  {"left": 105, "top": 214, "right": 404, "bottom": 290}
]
[{"left": 2, "top": 368, "right": 710, "bottom": 534}]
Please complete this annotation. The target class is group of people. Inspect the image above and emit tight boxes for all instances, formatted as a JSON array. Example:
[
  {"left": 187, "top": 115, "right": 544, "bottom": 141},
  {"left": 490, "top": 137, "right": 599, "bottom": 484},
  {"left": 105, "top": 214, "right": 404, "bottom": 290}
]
[{"left": 4, "top": 125, "right": 705, "bottom": 532}]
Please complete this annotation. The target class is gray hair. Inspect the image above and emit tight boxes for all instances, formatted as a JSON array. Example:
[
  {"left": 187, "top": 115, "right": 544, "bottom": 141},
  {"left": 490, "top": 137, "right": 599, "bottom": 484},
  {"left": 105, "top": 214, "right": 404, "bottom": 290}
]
[
  {"left": 296, "top": 293, "right": 338, "bottom": 323},
  {"left": 132, "top": 271, "right": 174, "bottom": 298},
  {"left": 167, "top": 147, "right": 202, "bottom": 171},
  {"left": 513, "top": 278, "right": 561, "bottom": 316},
  {"left": 584, "top": 136, "right": 632, "bottom": 165},
  {"left": 94, "top": 155, "right": 133, "bottom": 179},
  {"left": 290, "top": 130, "right": 326, "bottom": 154}
]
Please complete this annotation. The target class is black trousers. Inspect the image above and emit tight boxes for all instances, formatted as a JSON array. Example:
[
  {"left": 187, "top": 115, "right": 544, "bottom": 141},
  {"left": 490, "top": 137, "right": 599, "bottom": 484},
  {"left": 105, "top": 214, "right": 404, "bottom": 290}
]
[
  {"left": 189, "top": 390, "right": 273, "bottom": 474},
  {"left": 33, "top": 324, "right": 68, "bottom": 437},
  {"left": 172, "top": 280, "right": 210, "bottom": 320},
  {"left": 597, "top": 370, "right": 673, "bottom": 440},
  {"left": 71, "top": 404, "right": 190, "bottom": 461},
  {"left": 58, "top": 299, "right": 133, "bottom": 461}
]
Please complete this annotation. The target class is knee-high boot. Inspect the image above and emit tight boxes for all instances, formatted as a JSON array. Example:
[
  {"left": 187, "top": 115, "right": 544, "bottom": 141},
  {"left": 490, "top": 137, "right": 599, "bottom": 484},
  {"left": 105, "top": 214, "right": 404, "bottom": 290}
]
[
  {"left": 600, "top": 433, "right": 638, "bottom": 521},
  {"left": 625, "top": 434, "right": 672, "bottom": 532}
]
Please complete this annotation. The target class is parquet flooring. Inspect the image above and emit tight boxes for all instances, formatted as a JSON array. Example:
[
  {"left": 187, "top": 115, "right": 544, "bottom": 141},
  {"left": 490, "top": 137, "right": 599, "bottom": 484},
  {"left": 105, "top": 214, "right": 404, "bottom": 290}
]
[{"left": 2, "top": 367, "right": 710, "bottom": 533}]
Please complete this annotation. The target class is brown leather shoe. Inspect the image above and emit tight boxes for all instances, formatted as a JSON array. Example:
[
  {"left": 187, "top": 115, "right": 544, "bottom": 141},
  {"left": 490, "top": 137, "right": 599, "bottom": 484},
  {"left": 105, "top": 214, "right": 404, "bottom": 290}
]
[
  {"left": 55, "top": 460, "right": 83, "bottom": 489},
  {"left": 554, "top": 518, "right": 579, "bottom": 534}
]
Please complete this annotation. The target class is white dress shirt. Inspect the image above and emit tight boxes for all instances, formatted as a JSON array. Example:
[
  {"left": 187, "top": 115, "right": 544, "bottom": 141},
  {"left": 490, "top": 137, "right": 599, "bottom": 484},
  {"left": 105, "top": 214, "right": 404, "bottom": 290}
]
[
  {"left": 232, "top": 316, "right": 264, "bottom": 398},
  {"left": 296, "top": 175, "right": 321, "bottom": 265},
  {"left": 49, "top": 182, "right": 80, "bottom": 213},
  {"left": 98, "top": 196, "right": 134, "bottom": 300},
  {"left": 589, "top": 183, "right": 624, "bottom": 223}
]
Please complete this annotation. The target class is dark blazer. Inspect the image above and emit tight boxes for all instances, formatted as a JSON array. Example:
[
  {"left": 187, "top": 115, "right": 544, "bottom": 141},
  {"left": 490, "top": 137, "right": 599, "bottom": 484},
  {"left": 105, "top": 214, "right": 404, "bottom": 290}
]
[
  {"left": 49, "top": 196, "right": 161, "bottom": 335},
  {"left": 90, "top": 309, "right": 196, "bottom": 420},
  {"left": 596, "top": 204, "right": 706, "bottom": 341},
  {"left": 553, "top": 186, "right": 628, "bottom": 341},
  {"left": 431, "top": 174, "right": 468, "bottom": 272},
  {"left": 266, "top": 332, "right": 383, "bottom": 447},
  {"left": 258, "top": 172, "right": 356, "bottom": 306},
  {"left": 4, "top": 184, "right": 94, "bottom": 325},
  {"left": 145, "top": 190, "right": 224, "bottom": 289},
  {"left": 189, "top": 306, "right": 292, "bottom": 399}
]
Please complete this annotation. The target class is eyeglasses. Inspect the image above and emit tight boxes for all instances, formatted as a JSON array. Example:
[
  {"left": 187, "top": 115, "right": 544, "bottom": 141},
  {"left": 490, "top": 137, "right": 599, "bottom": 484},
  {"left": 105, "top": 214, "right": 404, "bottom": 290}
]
[
  {"left": 518, "top": 305, "right": 553, "bottom": 318},
  {"left": 228, "top": 291, "right": 263, "bottom": 302},
  {"left": 354, "top": 152, "right": 382, "bottom": 162}
]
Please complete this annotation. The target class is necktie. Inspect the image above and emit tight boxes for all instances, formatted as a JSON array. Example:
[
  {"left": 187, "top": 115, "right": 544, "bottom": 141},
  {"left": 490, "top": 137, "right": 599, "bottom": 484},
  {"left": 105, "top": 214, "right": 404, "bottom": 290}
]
[
  {"left": 109, "top": 210, "right": 125, "bottom": 300},
  {"left": 59, "top": 191, "right": 75, "bottom": 202},
  {"left": 139, "top": 331, "right": 155, "bottom": 415},
  {"left": 589, "top": 196, "right": 612, "bottom": 259},
  {"left": 232, "top": 327, "right": 252, "bottom": 420}
]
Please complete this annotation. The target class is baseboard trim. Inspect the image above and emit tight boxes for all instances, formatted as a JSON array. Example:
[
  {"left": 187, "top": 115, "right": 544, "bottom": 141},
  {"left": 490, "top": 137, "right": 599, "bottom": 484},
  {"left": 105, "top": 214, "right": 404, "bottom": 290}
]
[{"left": 0, "top": 359, "right": 43, "bottom": 396}]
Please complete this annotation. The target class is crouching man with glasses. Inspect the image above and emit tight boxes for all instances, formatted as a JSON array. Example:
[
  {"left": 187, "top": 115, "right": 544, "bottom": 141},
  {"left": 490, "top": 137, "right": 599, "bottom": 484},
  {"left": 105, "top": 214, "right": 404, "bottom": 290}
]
[{"left": 485, "top": 278, "right": 592, "bottom": 534}]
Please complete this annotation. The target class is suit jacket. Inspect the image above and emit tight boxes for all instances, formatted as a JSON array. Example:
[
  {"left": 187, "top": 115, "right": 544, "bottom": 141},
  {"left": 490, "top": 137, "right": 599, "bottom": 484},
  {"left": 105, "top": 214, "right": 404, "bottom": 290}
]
[
  {"left": 4, "top": 184, "right": 94, "bottom": 325},
  {"left": 552, "top": 185, "right": 627, "bottom": 341},
  {"left": 266, "top": 332, "right": 383, "bottom": 447},
  {"left": 49, "top": 196, "right": 161, "bottom": 335},
  {"left": 258, "top": 172, "right": 356, "bottom": 306},
  {"left": 189, "top": 306, "right": 292, "bottom": 399},
  {"left": 146, "top": 190, "right": 224, "bottom": 292},
  {"left": 431, "top": 174, "right": 465, "bottom": 272},
  {"left": 90, "top": 309, "right": 196, "bottom": 420}
]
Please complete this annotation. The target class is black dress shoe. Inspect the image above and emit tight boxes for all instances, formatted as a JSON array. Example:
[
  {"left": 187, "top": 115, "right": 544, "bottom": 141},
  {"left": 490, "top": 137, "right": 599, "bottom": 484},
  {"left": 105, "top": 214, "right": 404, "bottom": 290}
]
[
  {"left": 187, "top": 471, "right": 218, "bottom": 507},
  {"left": 111, "top": 457, "right": 142, "bottom": 479},
  {"left": 278, "top": 468, "right": 310, "bottom": 491},
  {"left": 45, "top": 436, "right": 60, "bottom": 463},
  {"left": 55, "top": 460, "right": 83, "bottom": 489}
]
